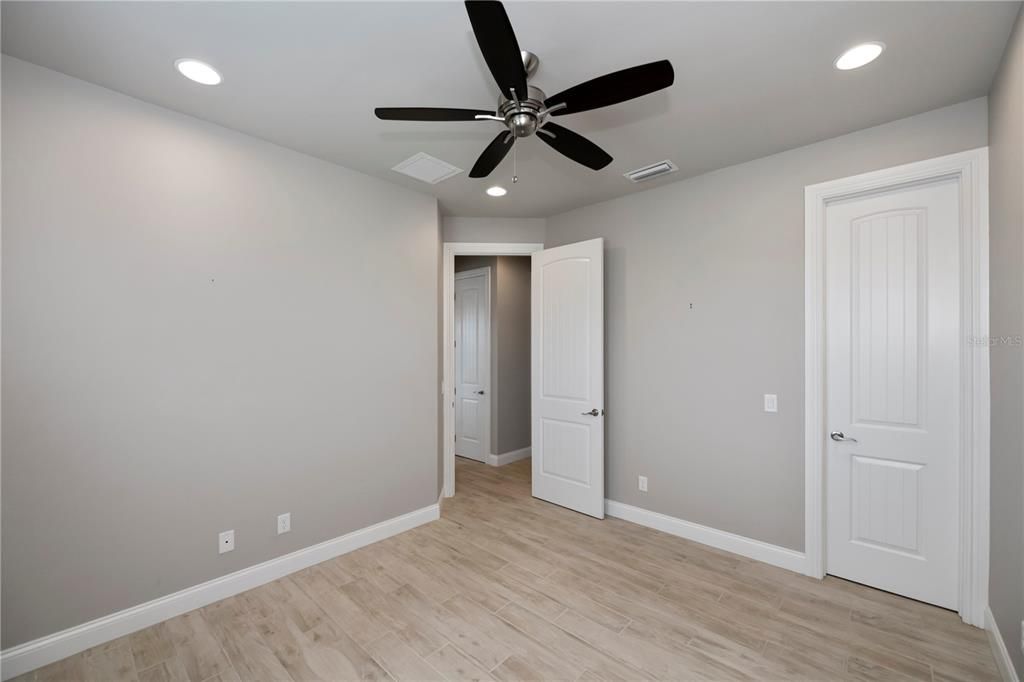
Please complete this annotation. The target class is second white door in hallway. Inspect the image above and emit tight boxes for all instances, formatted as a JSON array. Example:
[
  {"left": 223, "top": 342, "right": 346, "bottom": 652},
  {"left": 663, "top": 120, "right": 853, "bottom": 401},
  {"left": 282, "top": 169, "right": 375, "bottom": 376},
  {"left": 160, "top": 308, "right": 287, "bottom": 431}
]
[{"left": 455, "top": 267, "right": 490, "bottom": 462}]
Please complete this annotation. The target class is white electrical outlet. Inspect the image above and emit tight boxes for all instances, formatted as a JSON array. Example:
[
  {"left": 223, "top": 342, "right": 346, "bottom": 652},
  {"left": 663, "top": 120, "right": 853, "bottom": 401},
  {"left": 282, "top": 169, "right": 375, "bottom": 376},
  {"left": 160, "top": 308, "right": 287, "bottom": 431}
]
[
  {"left": 218, "top": 530, "right": 234, "bottom": 554},
  {"left": 277, "top": 513, "right": 291, "bottom": 535},
  {"left": 638, "top": 475, "right": 648, "bottom": 492},
  {"left": 764, "top": 394, "right": 778, "bottom": 413}
]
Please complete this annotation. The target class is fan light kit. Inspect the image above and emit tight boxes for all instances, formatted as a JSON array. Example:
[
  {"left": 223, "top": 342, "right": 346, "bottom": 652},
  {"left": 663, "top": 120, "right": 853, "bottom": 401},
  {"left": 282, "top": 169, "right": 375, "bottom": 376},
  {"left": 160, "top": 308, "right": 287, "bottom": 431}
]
[
  {"left": 375, "top": 0, "right": 674, "bottom": 181},
  {"left": 175, "top": 59, "right": 222, "bottom": 85},
  {"left": 834, "top": 42, "right": 885, "bottom": 71},
  {"left": 486, "top": 186, "right": 507, "bottom": 197}
]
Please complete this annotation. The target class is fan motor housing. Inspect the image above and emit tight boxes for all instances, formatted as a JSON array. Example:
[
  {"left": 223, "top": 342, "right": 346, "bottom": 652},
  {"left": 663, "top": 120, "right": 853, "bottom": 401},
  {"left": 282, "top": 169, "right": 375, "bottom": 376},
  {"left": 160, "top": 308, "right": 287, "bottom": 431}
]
[{"left": 498, "top": 84, "right": 547, "bottom": 138}]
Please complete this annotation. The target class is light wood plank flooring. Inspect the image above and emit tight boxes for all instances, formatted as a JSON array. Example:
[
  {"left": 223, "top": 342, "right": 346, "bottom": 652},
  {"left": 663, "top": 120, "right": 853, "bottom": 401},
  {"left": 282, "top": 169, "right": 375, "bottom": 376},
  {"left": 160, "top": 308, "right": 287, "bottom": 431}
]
[{"left": 17, "top": 457, "right": 999, "bottom": 681}]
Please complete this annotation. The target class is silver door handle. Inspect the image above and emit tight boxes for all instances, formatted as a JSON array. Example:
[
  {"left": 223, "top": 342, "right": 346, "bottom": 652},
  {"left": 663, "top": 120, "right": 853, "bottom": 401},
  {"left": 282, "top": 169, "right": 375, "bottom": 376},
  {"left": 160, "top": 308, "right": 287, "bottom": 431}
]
[
  {"left": 582, "top": 409, "right": 602, "bottom": 416},
  {"left": 476, "top": 390, "right": 485, "bottom": 395},
  {"left": 830, "top": 431, "right": 857, "bottom": 443}
]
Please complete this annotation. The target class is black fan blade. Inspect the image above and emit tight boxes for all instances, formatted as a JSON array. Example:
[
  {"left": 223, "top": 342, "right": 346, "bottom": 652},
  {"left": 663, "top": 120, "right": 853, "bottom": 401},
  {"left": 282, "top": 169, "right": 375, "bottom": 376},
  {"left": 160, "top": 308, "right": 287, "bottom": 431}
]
[
  {"left": 465, "top": 1, "right": 528, "bottom": 101},
  {"left": 545, "top": 60, "right": 674, "bottom": 116},
  {"left": 375, "top": 107, "right": 493, "bottom": 121},
  {"left": 469, "top": 131, "right": 514, "bottom": 178},
  {"left": 537, "top": 123, "right": 612, "bottom": 171}
]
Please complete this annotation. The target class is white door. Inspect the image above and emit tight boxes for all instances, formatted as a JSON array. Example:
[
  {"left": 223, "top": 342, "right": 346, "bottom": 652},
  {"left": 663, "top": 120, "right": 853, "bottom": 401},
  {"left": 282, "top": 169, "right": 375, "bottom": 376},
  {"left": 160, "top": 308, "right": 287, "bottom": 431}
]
[
  {"left": 455, "top": 268, "right": 490, "bottom": 462},
  {"left": 532, "top": 238, "right": 604, "bottom": 518},
  {"left": 825, "top": 178, "right": 960, "bottom": 609}
]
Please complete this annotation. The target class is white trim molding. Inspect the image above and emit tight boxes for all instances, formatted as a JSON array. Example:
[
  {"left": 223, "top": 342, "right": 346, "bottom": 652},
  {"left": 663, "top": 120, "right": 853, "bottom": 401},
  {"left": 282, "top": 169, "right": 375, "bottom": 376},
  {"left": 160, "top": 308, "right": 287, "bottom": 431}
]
[
  {"left": 0, "top": 502, "right": 440, "bottom": 681},
  {"left": 487, "top": 446, "right": 531, "bottom": 467},
  {"left": 443, "top": 242, "right": 544, "bottom": 498},
  {"left": 986, "top": 607, "right": 1021, "bottom": 682},
  {"left": 605, "top": 500, "right": 807, "bottom": 574},
  {"left": 804, "top": 148, "right": 990, "bottom": 627}
]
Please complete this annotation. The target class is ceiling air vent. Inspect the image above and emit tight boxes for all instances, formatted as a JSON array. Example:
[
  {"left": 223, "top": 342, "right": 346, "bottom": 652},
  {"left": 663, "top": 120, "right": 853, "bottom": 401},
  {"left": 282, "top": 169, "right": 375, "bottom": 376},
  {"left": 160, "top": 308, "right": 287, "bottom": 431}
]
[
  {"left": 391, "top": 152, "right": 463, "bottom": 185},
  {"left": 624, "top": 160, "right": 678, "bottom": 183}
]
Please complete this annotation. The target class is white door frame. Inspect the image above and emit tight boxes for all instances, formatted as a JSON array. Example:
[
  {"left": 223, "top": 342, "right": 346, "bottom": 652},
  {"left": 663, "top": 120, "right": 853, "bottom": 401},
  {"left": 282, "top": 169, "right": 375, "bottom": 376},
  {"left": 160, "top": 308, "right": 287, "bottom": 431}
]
[
  {"left": 454, "top": 266, "right": 492, "bottom": 463},
  {"left": 443, "top": 242, "right": 544, "bottom": 497},
  {"left": 804, "top": 148, "right": 990, "bottom": 626}
]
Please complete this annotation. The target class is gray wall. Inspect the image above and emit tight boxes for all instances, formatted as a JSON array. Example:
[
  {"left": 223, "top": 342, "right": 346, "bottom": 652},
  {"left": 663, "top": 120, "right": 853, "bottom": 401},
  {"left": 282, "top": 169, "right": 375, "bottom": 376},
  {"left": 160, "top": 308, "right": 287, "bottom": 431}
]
[
  {"left": 1, "top": 57, "right": 441, "bottom": 648},
  {"left": 454, "top": 256, "right": 498, "bottom": 273},
  {"left": 454, "top": 256, "right": 531, "bottom": 456},
  {"left": 494, "top": 257, "right": 531, "bottom": 454},
  {"left": 443, "top": 217, "right": 545, "bottom": 244},
  {"left": 545, "top": 97, "right": 988, "bottom": 551},
  {"left": 988, "top": 6, "right": 1024, "bottom": 676}
]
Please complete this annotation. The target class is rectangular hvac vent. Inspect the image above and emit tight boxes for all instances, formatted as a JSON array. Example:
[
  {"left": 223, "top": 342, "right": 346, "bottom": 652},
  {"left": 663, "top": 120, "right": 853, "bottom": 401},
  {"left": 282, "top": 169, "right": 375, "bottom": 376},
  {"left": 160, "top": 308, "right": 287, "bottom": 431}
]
[
  {"left": 624, "top": 160, "right": 678, "bottom": 183},
  {"left": 392, "top": 152, "right": 463, "bottom": 184}
]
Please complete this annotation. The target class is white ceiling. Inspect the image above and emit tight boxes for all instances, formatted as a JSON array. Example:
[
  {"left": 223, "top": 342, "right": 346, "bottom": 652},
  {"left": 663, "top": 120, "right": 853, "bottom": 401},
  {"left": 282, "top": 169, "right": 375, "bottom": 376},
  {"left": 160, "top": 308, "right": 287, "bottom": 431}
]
[{"left": 2, "top": 1, "right": 1018, "bottom": 218}]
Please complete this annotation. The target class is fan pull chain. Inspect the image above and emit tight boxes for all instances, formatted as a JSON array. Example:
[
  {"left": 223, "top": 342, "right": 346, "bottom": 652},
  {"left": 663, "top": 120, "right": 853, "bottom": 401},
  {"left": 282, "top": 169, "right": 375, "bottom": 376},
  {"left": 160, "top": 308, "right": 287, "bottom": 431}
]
[{"left": 512, "top": 142, "right": 518, "bottom": 184}]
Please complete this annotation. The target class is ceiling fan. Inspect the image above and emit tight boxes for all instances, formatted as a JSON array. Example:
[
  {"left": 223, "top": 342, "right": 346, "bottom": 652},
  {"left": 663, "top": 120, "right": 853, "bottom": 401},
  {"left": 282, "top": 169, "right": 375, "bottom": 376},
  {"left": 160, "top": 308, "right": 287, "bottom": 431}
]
[{"left": 374, "top": 0, "right": 674, "bottom": 179}]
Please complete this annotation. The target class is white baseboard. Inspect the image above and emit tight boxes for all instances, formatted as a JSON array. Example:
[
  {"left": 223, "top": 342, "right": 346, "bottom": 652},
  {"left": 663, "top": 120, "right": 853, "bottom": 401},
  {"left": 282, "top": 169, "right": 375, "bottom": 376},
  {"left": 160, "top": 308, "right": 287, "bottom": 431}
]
[
  {"left": 0, "top": 502, "right": 440, "bottom": 681},
  {"left": 486, "top": 447, "right": 531, "bottom": 467},
  {"left": 604, "top": 500, "right": 807, "bottom": 575},
  {"left": 986, "top": 606, "right": 1021, "bottom": 682}
]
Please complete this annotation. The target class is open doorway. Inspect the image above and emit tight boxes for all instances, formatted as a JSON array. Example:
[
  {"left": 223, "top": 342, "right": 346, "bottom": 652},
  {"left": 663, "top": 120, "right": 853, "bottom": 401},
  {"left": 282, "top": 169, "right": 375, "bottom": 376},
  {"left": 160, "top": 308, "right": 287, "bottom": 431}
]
[
  {"left": 454, "top": 255, "right": 533, "bottom": 489},
  {"left": 442, "top": 242, "right": 542, "bottom": 498},
  {"left": 443, "top": 238, "right": 605, "bottom": 518}
]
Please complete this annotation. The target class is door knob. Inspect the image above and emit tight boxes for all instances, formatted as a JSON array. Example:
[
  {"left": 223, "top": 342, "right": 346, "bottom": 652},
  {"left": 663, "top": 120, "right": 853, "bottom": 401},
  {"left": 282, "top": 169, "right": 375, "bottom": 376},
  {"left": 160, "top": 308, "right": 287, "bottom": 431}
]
[
  {"left": 830, "top": 431, "right": 857, "bottom": 443},
  {"left": 476, "top": 390, "right": 485, "bottom": 395},
  {"left": 581, "top": 409, "right": 601, "bottom": 416}
]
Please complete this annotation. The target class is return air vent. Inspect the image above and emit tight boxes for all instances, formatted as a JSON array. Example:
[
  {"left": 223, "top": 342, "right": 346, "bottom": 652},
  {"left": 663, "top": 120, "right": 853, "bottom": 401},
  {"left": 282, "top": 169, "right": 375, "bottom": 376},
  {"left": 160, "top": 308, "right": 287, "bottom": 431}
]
[
  {"left": 391, "top": 152, "right": 463, "bottom": 184},
  {"left": 624, "top": 160, "right": 678, "bottom": 183}
]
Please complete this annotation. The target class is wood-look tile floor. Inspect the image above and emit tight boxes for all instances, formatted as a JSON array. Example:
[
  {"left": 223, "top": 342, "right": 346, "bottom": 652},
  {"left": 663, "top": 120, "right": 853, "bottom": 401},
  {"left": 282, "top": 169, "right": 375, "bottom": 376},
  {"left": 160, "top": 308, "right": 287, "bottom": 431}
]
[{"left": 17, "top": 457, "right": 999, "bottom": 681}]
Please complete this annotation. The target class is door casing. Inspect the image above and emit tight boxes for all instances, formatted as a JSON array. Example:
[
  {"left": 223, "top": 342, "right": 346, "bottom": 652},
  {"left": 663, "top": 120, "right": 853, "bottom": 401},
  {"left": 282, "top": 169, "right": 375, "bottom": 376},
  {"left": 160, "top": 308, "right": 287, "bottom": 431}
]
[
  {"left": 804, "top": 148, "right": 990, "bottom": 626},
  {"left": 443, "top": 242, "right": 544, "bottom": 498}
]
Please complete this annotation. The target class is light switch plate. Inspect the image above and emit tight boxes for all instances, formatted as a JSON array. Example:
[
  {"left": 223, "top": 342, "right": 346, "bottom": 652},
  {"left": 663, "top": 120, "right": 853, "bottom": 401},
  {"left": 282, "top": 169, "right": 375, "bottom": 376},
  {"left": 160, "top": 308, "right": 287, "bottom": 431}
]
[{"left": 764, "top": 394, "right": 778, "bottom": 413}]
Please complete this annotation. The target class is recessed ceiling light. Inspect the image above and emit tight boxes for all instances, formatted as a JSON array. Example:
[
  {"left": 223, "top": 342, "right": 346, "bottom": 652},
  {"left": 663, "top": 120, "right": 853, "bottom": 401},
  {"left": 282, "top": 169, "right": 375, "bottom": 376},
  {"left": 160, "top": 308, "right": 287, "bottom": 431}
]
[
  {"left": 486, "top": 186, "right": 507, "bottom": 197},
  {"left": 834, "top": 42, "right": 885, "bottom": 71},
  {"left": 175, "top": 59, "right": 222, "bottom": 85}
]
